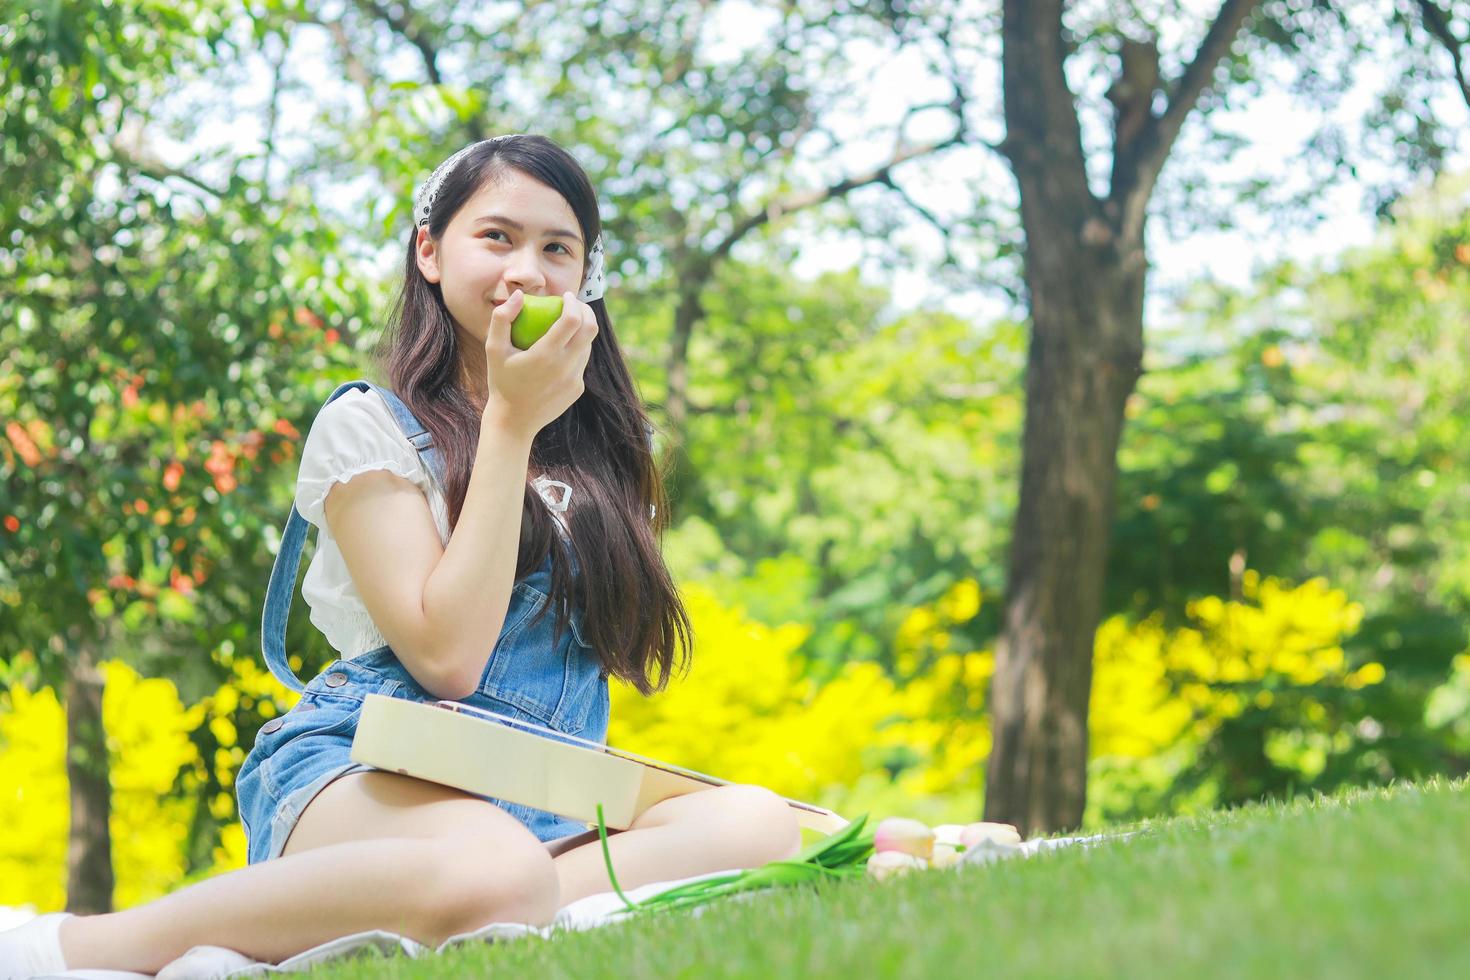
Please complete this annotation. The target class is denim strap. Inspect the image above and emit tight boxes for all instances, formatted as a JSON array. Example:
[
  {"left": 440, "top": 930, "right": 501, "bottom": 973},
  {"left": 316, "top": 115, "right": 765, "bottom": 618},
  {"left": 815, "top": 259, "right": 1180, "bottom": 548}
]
[{"left": 259, "top": 380, "right": 446, "bottom": 693}]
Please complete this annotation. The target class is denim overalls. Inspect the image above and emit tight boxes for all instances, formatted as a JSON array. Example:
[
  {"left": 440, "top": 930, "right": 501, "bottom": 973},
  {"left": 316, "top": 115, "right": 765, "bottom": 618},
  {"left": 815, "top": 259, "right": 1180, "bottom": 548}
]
[{"left": 234, "top": 380, "right": 609, "bottom": 865}]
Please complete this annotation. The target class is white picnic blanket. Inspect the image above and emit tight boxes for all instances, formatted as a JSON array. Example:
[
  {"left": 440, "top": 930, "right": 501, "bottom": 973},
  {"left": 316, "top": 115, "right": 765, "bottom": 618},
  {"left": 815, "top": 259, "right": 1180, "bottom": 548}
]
[
  {"left": 17, "top": 833, "right": 1127, "bottom": 979},
  {"left": 14, "top": 869, "right": 745, "bottom": 980}
]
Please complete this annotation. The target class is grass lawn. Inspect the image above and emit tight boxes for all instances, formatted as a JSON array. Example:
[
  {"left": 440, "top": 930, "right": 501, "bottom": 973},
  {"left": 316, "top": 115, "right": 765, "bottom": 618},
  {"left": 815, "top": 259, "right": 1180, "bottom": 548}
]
[{"left": 306, "top": 776, "right": 1468, "bottom": 978}]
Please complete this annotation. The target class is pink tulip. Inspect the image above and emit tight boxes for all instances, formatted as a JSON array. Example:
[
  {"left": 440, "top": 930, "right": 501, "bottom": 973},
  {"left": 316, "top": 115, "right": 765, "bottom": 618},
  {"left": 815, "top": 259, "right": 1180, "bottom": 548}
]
[{"left": 872, "top": 817, "right": 936, "bottom": 861}]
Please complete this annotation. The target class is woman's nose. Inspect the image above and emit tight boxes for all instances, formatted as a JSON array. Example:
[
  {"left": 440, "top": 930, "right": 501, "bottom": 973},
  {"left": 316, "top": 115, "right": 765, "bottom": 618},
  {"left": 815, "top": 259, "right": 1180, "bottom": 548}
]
[{"left": 504, "top": 249, "right": 546, "bottom": 292}]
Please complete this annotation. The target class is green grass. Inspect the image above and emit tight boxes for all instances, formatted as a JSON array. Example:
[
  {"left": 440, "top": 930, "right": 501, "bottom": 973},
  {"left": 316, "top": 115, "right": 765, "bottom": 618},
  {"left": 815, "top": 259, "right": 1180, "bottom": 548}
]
[{"left": 307, "top": 777, "right": 1469, "bottom": 978}]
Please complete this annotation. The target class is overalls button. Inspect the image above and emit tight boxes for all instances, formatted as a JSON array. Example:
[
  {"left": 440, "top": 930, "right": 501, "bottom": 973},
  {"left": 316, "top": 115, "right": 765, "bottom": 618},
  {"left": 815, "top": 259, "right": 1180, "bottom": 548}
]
[
  {"left": 260, "top": 718, "right": 285, "bottom": 734},
  {"left": 325, "top": 672, "right": 348, "bottom": 688}
]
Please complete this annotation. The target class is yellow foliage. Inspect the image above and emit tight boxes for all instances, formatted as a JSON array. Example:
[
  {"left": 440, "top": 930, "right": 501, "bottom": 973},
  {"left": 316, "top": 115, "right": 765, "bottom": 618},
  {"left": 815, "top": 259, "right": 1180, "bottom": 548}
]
[
  {"left": 104, "top": 663, "right": 206, "bottom": 908},
  {"left": 1347, "top": 662, "right": 1386, "bottom": 689},
  {"left": 610, "top": 580, "right": 995, "bottom": 828},
  {"left": 609, "top": 572, "right": 1371, "bottom": 826},
  {"left": 0, "top": 685, "right": 67, "bottom": 912},
  {"left": 0, "top": 654, "right": 294, "bottom": 912},
  {"left": 1091, "top": 574, "right": 1371, "bottom": 766},
  {"left": 0, "top": 664, "right": 199, "bottom": 911},
  {"left": 0, "top": 569, "right": 1387, "bottom": 908},
  {"left": 1091, "top": 615, "right": 1196, "bottom": 758}
]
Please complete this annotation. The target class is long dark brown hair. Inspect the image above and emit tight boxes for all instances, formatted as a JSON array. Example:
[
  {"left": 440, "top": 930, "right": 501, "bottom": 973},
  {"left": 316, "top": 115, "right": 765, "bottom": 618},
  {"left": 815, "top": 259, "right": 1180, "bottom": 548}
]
[{"left": 372, "top": 134, "right": 691, "bottom": 696}]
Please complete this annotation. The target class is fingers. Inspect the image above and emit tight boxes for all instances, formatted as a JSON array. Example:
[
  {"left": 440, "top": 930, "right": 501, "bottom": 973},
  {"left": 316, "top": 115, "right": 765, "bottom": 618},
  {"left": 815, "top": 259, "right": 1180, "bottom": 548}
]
[
  {"left": 528, "top": 292, "right": 596, "bottom": 355},
  {"left": 553, "top": 296, "right": 596, "bottom": 386},
  {"left": 482, "top": 290, "right": 593, "bottom": 426},
  {"left": 562, "top": 292, "right": 599, "bottom": 350},
  {"left": 486, "top": 290, "right": 523, "bottom": 354},
  {"left": 497, "top": 291, "right": 595, "bottom": 372},
  {"left": 537, "top": 292, "right": 583, "bottom": 349}
]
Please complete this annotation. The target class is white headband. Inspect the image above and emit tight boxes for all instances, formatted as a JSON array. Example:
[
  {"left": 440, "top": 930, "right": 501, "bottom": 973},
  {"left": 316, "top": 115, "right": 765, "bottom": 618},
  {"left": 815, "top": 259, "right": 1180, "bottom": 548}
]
[{"left": 413, "top": 135, "right": 606, "bottom": 303}]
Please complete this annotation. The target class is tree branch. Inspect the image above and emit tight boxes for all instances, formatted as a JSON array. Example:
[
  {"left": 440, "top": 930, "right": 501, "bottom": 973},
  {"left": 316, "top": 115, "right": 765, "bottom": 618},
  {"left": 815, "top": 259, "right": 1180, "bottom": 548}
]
[
  {"left": 709, "top": 127, "right": 968, "bottom": 265},
  {"left": 886, "top": 7, "right": 1005, "bottom": 162},
  {"left": 321, "top": 16, "right": 375, "bottom": 94},
  {"left": 261, "top": 32, "right": 288, "bottom": 190},
  {"left": 1000, "top": 0, "right": 1093, "bottom": 210},
  {"left": 349, "top": 0, "right": 502, "bottom": 142},
  {"left": 109, "top": 132, "right": 226, "bottom": 199},
  {"left": 1114, "top": 0, "right": 1264, "bottom": 242},
  {"left": 1412, "top": 0, "right": 1470, "bottom": 109},
  {"left": 352, "top": 0, "right": 442, "bottom": 85},
  {"left": 875, "top": 170, "right": 965, "bottom": 271}
]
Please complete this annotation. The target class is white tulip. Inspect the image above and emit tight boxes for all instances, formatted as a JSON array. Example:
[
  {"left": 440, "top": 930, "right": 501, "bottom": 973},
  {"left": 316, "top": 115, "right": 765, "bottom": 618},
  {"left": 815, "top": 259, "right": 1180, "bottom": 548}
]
[
  {"left": 929, "top": 841, "right": 965, "bottom": 869},
  {"left": 960, "top": 821, "right": 1023, "bottom": 849},
  {"left": 957, "top": 837, "right": 1023, "bottom": 868},
  {"left": 932, "top": 824, "right": 967, "bottom": 848},
  {"left": 866, "top": 850, "right": 928, "bottom": 881}
]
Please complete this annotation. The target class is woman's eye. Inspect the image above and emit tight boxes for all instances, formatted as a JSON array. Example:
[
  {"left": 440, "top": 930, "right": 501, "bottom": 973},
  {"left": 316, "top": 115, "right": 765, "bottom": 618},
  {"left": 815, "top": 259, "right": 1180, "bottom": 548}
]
[{"left": 482, "top": 231, "right": 571, "bottom": 256}]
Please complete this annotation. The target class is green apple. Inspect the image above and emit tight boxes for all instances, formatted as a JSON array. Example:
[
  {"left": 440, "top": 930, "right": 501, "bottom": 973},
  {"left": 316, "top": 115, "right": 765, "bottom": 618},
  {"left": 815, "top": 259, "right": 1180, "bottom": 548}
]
[{"left": 510, "top": 294, "right": 563, "bottom": 350}]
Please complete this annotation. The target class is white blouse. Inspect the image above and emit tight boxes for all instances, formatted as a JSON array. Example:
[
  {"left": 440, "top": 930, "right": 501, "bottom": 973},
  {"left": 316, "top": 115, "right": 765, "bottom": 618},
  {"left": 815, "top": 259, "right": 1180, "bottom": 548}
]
[
  {"left": 294, "top": 387, "right": 580, "bottom": 658},
  {"left": 294, "top": 387, "right": 453, "bottom": 659}
]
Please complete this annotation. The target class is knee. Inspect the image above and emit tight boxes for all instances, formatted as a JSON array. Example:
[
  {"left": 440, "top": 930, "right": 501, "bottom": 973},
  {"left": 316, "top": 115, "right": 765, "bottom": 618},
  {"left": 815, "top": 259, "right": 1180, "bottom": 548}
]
[
  {"left": 717, "top": 784, "right": 802, "bottom": 863},
  {"left": 427, "top": 839, "right": 561, "bottom": 936}
]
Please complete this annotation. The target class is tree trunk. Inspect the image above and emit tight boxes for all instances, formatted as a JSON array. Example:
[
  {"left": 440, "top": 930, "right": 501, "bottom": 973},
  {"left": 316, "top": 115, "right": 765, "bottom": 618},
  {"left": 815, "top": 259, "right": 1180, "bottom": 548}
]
[
  {"left": 980, "top": 0, "right": 1160, "bottom": 837},
  {"left": 667, "top": 252, "right": 711, "bottom": 443},
  {"left": 64, "top": 642, "right": 114, "bottom": 914},
  {"left": 983, "top": 235, "right": 1146, "bottom": 835},
  {"left": 982, "top": 0, "right": 1263, "bottom": 835},
  {"left": 659, "top": 258, "right": 712, "bottom": 514}
]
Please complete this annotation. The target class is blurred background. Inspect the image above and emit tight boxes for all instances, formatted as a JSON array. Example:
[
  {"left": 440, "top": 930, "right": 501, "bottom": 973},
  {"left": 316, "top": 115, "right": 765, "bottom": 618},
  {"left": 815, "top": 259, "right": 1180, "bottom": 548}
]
[{"left": 2, "top": 0, "right": 1469, "bottom": 915}]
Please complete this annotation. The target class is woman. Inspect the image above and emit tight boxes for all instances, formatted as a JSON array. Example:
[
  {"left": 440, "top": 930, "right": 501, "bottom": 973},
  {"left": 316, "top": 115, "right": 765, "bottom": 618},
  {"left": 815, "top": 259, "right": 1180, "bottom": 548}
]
[{"left": 1, "top": 133, "right": 799, "bottom": 977}]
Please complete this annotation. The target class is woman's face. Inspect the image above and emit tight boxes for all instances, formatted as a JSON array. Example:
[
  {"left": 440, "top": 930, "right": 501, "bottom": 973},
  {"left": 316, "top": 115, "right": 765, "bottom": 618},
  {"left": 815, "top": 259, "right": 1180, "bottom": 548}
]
[{"left": 416, "top": 169, "right": 586, "bottom": 346}]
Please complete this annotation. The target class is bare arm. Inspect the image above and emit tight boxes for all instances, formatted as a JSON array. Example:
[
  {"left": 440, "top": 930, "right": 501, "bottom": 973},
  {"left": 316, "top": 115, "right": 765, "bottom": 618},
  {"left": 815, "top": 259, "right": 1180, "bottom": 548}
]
[
  {"left": 323, "top": 288, "right": 597, "bottom": 699},
  {"left": 323, "top": 414, "right": 532, "bottom": 699}
]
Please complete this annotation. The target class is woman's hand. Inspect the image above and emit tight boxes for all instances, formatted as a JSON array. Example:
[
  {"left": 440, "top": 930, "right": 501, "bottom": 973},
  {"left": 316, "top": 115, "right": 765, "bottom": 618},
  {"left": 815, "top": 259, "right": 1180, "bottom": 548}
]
[{"left": 482, "top": 289, "right": 598, "bottom": 438}]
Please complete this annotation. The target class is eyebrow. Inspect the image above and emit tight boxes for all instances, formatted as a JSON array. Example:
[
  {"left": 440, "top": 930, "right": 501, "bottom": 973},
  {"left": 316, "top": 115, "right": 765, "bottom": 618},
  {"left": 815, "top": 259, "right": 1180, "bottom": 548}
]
[{"left": 472, "top": 213, "right": 583, "bottom": 245}]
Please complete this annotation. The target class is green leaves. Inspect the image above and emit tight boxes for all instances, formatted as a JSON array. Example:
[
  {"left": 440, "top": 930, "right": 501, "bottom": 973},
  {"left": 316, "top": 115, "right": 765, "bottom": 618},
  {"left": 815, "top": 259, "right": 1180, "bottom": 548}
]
[
  {"left": 790, "top": 811, "right": 875, "bottom": 868},
  {"left": 593, "top": 803, "right": 874, "bottom": 919}
]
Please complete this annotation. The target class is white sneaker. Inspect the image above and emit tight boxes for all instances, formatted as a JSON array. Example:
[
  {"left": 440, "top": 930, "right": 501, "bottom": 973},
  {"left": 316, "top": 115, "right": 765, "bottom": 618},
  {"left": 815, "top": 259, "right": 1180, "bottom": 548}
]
[{"left": 0, "top": 912, "right": 72, "bottom": 980}]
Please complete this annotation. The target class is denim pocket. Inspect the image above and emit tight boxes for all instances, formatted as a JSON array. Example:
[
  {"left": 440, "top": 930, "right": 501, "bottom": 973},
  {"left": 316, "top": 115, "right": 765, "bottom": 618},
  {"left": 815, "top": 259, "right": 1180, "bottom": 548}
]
[
  {"left": 251, "top": 658, "right": 401, "bottom": 795},
  {"left": 567, "top": 607, "right": 610, "bottom": 682},
  {"left": 297, "top": 657, "right": 399, "bottom": 703}
]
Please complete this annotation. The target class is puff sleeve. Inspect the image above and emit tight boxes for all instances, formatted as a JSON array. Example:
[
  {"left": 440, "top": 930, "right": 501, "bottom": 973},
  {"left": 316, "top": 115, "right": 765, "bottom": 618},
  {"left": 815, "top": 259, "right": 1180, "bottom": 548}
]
[{"left": 293, "top": 388, "right": 430, "bottom": 531}]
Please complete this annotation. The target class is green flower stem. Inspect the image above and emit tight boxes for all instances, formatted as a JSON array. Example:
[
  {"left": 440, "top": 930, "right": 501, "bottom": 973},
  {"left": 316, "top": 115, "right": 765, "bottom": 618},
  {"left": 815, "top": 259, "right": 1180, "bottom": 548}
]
[
  {"left": 595, "top": 803, "right": 641, "bottom": 913},
  {"left": 630, "top": 872, "right": 745, "bottom": 902},
  {"left": 596, "top": 807, "right": 877, "bottom": 919}
]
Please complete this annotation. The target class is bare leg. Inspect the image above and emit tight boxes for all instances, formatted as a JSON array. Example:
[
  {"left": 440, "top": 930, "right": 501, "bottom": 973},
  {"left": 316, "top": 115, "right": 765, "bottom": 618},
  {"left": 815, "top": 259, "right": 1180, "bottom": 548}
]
[
  {"left": 57, "top": 772, "right": 559, "bottom": 973},
  {"left": 551, "top": 784, "right": 802, "bottom": 908}
]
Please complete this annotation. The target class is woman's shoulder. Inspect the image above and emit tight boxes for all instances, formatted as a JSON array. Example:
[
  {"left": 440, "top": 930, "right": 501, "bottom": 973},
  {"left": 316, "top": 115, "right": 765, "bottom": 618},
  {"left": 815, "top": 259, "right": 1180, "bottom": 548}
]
[
  {"left": 294, "top": 386, "right": 431, "bottom": 525},
  {"left": 312, "top": 384, "right": 394, "bottom": 427},
  {"left": 303, "top": 386, "right": 413, "bottom": 452}
]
